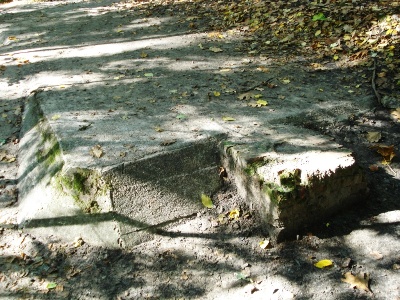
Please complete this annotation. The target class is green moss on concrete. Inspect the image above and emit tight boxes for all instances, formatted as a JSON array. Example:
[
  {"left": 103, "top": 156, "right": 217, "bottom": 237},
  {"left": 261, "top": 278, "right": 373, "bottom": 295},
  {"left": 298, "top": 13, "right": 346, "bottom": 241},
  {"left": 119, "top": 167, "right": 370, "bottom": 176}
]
[
  {"left": 279, "top": 169, "right": 301, "bottom": 189},
  {"left": 244, "top": 160, "right": 266, "bottom": 176},
  {"left": 35, "top": 119, "right": 62, "bottom": 168},
  {"left": 55, "top": 169, "right": 110, "bottom": 214},
  {"left": 263, "top": 169, "right": 305, "bottom": 206},
  {"left": 263, "top": 183, "right": 295, "bottom": 205}
]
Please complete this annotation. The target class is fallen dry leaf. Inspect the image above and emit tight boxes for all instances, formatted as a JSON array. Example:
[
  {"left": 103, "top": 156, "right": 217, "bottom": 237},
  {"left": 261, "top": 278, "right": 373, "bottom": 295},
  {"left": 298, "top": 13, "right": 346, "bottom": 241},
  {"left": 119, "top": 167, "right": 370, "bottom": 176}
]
[
  {"left": 222, "top": 116, "right": 235, "bottom": 121},
  {"left": 90, "top": 145, "right": 103, "bottom": 158},
  {"left": 314, "top": 259, "right": 333, "bottom": 269},
  {"left": 371, "top": 144, "right": 396, "bottom": 164},
  {"left": 366, "top": 131, "right": 381, "bottom": 143},
  {"left": 181, "top": 270, "right": 189, "bottom": 281},
  {"left": 201, "top": 194, "right": 213, "bottom": 208},
  {"left": 229, "top": 209, "right": 240, "bottom": 220},
  {"left": 209, "top": 46, "right": 223, "bottom": 53},
  {"left": 391, "top": 108, "right": 400, "bottom": 122},
  {"left": 341, "top": 272, "right": 371, "bottom": 293},
  {"left": 73, "top": 237, "right": 84, "bottom": 248}
]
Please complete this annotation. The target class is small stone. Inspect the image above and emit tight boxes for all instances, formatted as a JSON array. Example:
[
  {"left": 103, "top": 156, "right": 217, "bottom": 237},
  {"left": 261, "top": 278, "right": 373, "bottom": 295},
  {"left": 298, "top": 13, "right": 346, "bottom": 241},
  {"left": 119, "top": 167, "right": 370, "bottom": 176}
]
[{"left": 341, "top": 258, "right": 353, "bottom": 268}]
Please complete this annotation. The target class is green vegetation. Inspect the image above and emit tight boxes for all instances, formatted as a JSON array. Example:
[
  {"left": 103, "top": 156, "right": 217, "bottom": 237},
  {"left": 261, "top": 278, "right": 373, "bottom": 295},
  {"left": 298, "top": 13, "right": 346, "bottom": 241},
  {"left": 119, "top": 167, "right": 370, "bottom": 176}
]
[
  {"left": 55, "top": 169, "right": 109, "bottom": 214},
  {"left": 278, "top": 169, "right": 301, "bottom": 190},
  {"left": 263, "top": 169, "right": 304, "bottom": 205},
  {"left": 244, "top": 160, "right": 266, "bottom": 176}
]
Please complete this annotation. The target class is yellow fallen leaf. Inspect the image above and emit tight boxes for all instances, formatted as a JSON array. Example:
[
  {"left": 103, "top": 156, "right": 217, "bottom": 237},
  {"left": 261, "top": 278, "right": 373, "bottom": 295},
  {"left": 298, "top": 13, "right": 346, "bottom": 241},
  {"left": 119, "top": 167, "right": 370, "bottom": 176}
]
[
  {"left": 201, "top": 194, "right": 213, "bottom": 208},
  {"left": 259, "top": 239, "right": 271, "bottom": 249},
  {"left": 391, "top": 108, "right": 400, "bottom": 122},
  {"left": 222, "top": 116, "right": 235, "bottom": 121},
  {"left": 314, "top": 259, "right": 333, "bottom": 268},
  {"left": 46, "top": 282, "right": 57, "bottom": 290},
  {"left": 315, "top": 30, "right": 321, "bottom": 36},
  {"left": 73, "top": 237, "right": 84, "bottom": 248},
  {"left": 2, "top": 154, "right": 16, "bottom": 163},
  {"left": 140, "top": 52, "right": 148, "bottom": 58},
  {"left": 257, "top": 99, "right": 268, "bottom": 106},
  {"left": 213, "top": 91, "right": 221, "bottom": 97},
  {"left": 248, "top": 99, "right": 268, "bottom": 107},
  {"left": 341, "top": 272, "right": 371, "bottom": 292},
  {"left": 51, "top": 114, "right": 61, "bottom": 120},
  {"left": 281, "top": 78, "right": 291, "bottom": 84},
  {"left": 229, "top": 209, "right": 240, "bottom": 219}
]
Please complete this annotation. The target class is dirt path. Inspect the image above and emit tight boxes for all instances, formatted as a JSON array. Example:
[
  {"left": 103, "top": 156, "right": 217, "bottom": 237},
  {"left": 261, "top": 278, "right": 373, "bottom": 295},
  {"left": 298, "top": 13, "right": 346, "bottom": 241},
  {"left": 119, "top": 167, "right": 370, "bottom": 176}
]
[{"left": 1, "top": 0, "right": 400, "bottom": 299}]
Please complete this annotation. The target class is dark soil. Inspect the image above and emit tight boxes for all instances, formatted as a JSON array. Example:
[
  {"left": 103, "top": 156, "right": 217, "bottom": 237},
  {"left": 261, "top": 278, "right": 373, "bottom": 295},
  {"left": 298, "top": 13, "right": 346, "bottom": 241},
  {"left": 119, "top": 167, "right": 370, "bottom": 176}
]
[{"left": 1, "top": 0, "right": 399, "bottom": 299}]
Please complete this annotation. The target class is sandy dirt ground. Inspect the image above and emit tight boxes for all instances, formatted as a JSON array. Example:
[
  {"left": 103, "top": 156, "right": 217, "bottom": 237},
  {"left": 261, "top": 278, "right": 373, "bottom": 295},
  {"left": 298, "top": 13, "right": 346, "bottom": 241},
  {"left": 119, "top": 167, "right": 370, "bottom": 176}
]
[{"left": 1, "top": 0, "right": 400, "bottom": 299}]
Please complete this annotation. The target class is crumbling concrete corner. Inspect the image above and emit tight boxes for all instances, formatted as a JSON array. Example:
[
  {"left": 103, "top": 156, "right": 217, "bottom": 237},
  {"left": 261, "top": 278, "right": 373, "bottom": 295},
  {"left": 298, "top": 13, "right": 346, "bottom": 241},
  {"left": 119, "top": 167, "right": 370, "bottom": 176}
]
[{"left": 220, "top": 126, "right": 367, "bottom": 242}]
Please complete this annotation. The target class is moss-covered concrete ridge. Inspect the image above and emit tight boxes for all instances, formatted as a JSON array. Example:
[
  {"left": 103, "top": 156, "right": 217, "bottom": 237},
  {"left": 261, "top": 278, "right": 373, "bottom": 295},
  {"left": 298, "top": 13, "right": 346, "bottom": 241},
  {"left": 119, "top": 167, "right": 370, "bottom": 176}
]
[
  {"left": 28, "top": 104, "right": 111, "bottom": 215},
  {"left": 54, "top": 168, "right": 111, "bottom": 214},
  {"left": 35, "top": 118, "right": 62, "bottom": 169}
]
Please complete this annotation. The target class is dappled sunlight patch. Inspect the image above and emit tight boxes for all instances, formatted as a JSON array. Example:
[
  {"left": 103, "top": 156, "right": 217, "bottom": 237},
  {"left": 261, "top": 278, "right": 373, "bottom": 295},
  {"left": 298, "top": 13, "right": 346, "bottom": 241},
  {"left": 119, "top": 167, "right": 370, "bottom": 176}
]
[{"left": 344, "top": 228, "right": 400, "bottom": 258}]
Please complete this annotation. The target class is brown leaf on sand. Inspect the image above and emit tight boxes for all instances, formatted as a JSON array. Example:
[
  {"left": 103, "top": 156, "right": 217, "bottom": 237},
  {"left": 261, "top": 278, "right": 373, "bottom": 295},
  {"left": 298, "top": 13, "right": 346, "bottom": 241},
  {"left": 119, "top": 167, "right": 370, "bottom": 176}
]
[
  {"left": 371, "top": 144, "right": 396, "bottom": 164},
  {"left": 341, "top": 272, "right": 372, "bottom": 293},
  {"left": 90, "top": 145, "right": 103, "bottom": 158}
]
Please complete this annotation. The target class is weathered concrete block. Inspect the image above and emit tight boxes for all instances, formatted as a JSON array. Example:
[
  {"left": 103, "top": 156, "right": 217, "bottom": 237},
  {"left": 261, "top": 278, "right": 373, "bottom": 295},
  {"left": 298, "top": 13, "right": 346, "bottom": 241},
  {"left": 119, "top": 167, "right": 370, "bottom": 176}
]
[
  {"left": 221, "top": 126, "right": 367, "bottom": 242},
  {"left": 18, "top": 93, "right": 224, "bottom": 247}
]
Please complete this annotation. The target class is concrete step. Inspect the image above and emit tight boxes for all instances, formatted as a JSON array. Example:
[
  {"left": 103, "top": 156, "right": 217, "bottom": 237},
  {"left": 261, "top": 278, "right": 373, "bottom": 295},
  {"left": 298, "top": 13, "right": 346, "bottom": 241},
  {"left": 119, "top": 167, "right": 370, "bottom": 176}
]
[
  {"left": 18, "top": 92, "right": 226, "bottom": 247},
  {"left": 220, "top": 126, "right": 367, "bottom": 242},
  {"left": 17, "top": 91, "right": 367, "bottom": 247}
]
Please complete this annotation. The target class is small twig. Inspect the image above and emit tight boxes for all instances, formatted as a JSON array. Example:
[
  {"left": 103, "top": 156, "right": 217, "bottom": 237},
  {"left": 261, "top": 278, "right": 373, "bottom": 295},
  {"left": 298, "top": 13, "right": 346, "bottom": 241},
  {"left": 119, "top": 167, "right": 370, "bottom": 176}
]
[
  {"left": 386, "top": 163, "right": 397, "bottom": 176},
  {"left": 371, "top": 57, "right": 382, "bottom": 106}
]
